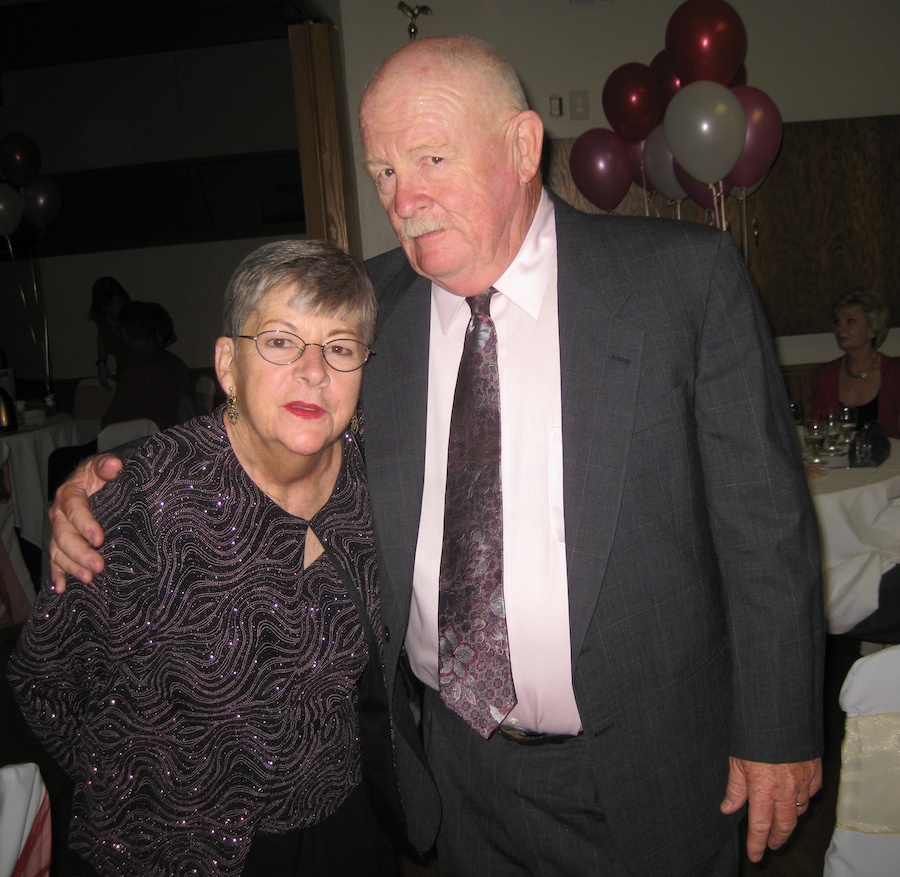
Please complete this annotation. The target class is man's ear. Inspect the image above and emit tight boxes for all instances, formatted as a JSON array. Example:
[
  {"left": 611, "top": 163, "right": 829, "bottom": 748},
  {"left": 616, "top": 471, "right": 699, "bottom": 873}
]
[
  {"left": 214, "top": 337, "right": 236, "bottom": 396},
  {"left": 512, "top": 110, "right": 545, "bottom": 184}
]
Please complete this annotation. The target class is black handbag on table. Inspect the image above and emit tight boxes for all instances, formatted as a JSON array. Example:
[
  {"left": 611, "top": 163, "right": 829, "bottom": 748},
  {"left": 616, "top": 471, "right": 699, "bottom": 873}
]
[{"left": 849, "top": 422, "right": 891, "bottom": 467}]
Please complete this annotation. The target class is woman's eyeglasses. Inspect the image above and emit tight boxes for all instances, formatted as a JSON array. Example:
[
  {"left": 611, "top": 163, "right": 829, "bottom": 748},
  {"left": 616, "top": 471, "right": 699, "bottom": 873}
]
[{"left": 237, "top": 330, "right": 375, "bottom": 372}]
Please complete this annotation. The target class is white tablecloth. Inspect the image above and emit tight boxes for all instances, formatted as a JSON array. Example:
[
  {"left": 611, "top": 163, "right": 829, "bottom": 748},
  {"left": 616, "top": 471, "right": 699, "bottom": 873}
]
[
  {"left": 808, "top": 439, "right": 900, "bottom": 633},
  {"left": 0, "top": 414, "right": 83, "bottom": 547}
]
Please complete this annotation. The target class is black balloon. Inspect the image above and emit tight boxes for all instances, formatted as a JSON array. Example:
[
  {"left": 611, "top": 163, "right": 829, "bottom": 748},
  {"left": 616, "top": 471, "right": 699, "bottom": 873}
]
[
  {"left": 22, "top": 176, "right": 61, "bottom": 229},
  {"left": 0, "top": 132, "right": 42, "bottom": 185}
]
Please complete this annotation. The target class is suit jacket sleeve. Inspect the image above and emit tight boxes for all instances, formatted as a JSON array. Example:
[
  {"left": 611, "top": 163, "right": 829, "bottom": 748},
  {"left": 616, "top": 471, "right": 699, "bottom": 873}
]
[{"left": 693, "top": 233, "right": 825, "bottom": 762}]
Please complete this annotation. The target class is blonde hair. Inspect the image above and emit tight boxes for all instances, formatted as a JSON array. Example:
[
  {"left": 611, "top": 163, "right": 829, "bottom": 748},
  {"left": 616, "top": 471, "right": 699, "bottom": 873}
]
[{"left": 833, "top": 289, "right": 890, "bottom": 349}]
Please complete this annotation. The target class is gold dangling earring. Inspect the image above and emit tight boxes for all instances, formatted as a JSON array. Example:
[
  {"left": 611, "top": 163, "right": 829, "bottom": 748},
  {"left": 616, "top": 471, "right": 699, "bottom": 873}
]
[
  {"left": 350, "top": 411, "right": 359, "bottom": 435},
  {"left": 227, "top": 388, "right": 240, "bottom": 424}
]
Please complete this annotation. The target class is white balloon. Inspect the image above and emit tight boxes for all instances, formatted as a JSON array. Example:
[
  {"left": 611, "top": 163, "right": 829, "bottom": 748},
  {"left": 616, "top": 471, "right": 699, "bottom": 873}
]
[
  {"left": 642, "top": 124, "right": 686, "bottom": 202},
  {"left": 664, "top": 81, "right": 747, "bottom": 184}
]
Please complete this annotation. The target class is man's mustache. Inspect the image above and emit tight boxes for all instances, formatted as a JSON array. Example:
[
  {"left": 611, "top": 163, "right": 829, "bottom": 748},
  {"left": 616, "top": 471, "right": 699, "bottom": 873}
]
[{"left": 401, "top": 215, "right": 449, "bottom": 241}]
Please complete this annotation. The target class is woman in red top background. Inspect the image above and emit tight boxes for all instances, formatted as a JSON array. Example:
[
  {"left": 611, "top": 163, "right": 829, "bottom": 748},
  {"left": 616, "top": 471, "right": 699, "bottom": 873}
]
[{"left": 812, "top": 289, "right": 900, "bottom": 439}]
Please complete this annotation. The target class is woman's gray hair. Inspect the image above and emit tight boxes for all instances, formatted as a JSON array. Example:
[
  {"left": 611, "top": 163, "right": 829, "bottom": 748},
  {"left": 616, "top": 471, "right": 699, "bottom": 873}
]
[
  {"left": 833, "top": 289, "right": 890, "bottom": 349},
  {"left": 222, "top": 240, "right": 377, "bottom": 345}
]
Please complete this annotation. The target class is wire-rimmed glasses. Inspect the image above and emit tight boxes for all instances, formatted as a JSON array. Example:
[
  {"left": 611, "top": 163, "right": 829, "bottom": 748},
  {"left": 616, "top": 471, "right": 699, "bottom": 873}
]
[{"left": 237, "top": 330, "right": 375, "bottom": 372}]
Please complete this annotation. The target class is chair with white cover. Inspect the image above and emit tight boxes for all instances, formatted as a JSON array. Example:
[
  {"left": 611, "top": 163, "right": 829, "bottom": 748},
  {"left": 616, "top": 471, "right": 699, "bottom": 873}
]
[
  {"left": 72, "top": 377, "right": 116, "bottom": 443},
  {"left": 824, "top": 643, "right": 900, "bottom": 876},
  {"left": 0, "top": 445, "right": 36, "bottom": 628},
  {"left": 96, "top": 418, "right": 158, "bottom": 453},
  {"left": 194, "top": 375, "right": 216, "bottom": 415},
  {"left": 0, "top": 762, "right": 51, "bottom": 877}
]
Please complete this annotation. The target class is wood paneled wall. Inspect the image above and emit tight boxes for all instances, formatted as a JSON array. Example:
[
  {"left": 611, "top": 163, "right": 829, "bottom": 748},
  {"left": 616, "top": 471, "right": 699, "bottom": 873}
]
[{"left": 546, "top": 115, "right": 900, "bottom": 340}]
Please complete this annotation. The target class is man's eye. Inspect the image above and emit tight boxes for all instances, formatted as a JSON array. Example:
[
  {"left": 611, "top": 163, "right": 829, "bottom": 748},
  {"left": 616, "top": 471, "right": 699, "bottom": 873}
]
[{"left": 427, "top": 156, "right": 444, "bottom": 166}]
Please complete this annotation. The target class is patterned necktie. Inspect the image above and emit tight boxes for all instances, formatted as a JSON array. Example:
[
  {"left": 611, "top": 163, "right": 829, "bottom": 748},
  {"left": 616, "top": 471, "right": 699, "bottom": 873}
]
[{"left": 438, "top": 288, "right": 516, "bottom": 738}]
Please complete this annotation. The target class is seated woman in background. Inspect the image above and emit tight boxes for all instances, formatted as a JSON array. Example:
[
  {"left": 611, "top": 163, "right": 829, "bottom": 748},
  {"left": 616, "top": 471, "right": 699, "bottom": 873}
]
[
  {"left": 8, "top": 241, "right": 395, "bottom": 876},
  {"left": 812, "top": 289, "right": 900, "bottom": 438},
  {"left": 100, "top": 300, "right": 195, "bottom": 431},
  {"left": 88, "top": 276, "right": 130, "bottom": 387}
]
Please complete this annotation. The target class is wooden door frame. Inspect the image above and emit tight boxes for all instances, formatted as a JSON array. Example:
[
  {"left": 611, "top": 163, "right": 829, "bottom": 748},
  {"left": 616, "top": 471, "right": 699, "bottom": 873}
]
[{"left": 289, "top": 22, "right": 361, "bottom": 257}]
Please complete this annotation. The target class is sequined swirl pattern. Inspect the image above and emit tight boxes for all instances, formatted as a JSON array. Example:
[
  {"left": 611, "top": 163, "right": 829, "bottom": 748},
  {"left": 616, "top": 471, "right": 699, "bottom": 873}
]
[
  {"left": 438, "top": 288, "right": 517, "bottom": 738},
  {"left": 8, "top": 412, "right": 380, "bottom": 876}
]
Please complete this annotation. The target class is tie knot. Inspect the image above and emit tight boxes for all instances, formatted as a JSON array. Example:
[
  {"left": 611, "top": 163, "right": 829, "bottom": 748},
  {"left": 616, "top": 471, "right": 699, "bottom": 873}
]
[{"left": 468, "top": 288, "right": 495, "bottom": 317}]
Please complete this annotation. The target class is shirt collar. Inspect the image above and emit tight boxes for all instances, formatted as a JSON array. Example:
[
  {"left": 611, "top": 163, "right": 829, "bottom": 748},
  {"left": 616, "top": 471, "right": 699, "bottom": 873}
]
[{"left": 432, "top": 189, "right": 556, "bottom": 334}]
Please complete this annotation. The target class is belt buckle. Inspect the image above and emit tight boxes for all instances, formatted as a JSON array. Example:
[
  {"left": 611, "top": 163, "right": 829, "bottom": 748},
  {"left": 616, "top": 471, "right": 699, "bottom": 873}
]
[{"left": 497, "top": 725, "right": 577, "bottom": 746}]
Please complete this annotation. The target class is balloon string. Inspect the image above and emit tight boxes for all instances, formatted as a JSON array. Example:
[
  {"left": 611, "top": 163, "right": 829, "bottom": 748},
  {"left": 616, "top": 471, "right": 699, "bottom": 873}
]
[
  {"left": 719, "top": 181, "right": 728, "bottom": 232},
  {"left": 7, "top": 236, "right": 40, "bottom": 353},
  {"left": 740, "top": 189, "right": 749, "bottom": 263},
  {"left": 640, "top": 160, "right": 649, "bottom": 217},
  {"left": 31, "top": 237, "right": 51, "bottom": 392}
]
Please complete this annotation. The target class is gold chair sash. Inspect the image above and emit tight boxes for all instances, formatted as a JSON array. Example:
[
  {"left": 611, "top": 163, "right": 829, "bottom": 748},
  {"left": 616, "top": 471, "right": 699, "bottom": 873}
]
[{"left": 836, "top": 711, "right": 900, "bottom": 834}]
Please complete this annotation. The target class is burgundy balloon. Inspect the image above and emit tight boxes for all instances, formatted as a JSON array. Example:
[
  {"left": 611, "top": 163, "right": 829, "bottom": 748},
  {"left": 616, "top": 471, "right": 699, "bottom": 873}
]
[
  {"left": 650, "top": 50, "right": 682, "bottom": 106},
  {"left": 724, "top": 174, "right": 764, "bottom": 198},
  {"left": 22, "top": 176, "right": 61, "bottom": 229},
  {"left": 727, "top": 85, "right": 783, "bottom": 189},
  {"left": 0, "top": 132, "right": 42, "bottom": 186},
  {"left": 569, "top": 128, "right": 633, "bottom": 212},
  {"left": 665, "top": 0, "right": 747, "bottom": 86},
  {"left": 674, "top": 162, "right": 717, "bottom": 210},
  {"left": 602, "top": 62, "right": 666, "bottom": 144}
]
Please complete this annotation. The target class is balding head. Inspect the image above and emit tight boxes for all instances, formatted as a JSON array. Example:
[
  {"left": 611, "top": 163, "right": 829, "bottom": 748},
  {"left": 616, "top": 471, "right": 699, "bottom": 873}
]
[{"left": 359, "top": 37, "right": 544, "bottom": 296}]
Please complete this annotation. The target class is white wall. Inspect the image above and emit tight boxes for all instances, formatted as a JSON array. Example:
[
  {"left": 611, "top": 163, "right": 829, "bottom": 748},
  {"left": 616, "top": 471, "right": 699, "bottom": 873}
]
[
  {"left": 0, "top": 236, "right": 304, "bottom": 385},
  {"left": 338, "top": 0, "right": 900, "bottom": 260}
]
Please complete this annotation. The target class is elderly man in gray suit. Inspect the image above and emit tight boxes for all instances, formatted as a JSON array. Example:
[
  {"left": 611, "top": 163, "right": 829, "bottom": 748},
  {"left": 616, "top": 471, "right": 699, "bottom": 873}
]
[{"left": 50, "top": 35, "right": 822, "bottom": 877}]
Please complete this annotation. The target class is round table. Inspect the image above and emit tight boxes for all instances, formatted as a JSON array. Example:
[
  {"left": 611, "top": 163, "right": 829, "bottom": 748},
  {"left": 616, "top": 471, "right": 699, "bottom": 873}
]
[
  {"left": 807, "top": 439, "right": 900, "bottom": 633},
  {"left": 0, "top": 414, "right": 83, "bottom": 548}
]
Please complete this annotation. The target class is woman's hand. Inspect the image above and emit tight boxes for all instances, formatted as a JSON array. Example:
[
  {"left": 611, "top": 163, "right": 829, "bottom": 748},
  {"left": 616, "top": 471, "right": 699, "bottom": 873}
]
[{"left": 49, "top": 454, "right": 124, "bottom": 591}]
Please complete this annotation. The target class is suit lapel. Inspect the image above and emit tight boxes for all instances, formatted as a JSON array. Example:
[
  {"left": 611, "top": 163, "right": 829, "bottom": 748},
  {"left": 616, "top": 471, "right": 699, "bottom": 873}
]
[
  {"left": 554, "top": 200, "right": 645, "bottom": 660},
  {"left": 367, "top": 202, "right": 648, "bottom": 670},
  {"left": 363, "top": 260, "right": 431, "bottom": 673}
]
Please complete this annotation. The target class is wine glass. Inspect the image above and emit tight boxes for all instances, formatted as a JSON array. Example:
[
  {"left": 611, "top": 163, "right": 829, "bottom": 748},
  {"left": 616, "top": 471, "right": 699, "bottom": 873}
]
[
  {"left": 824, "top": 411, "right": 842, "bottom": 456},
  {"left": 837, "top": 405, "right": 857, "bottom": 451},
  {"left": 804, "top": 420, "right": 825, "bottom": 464}
]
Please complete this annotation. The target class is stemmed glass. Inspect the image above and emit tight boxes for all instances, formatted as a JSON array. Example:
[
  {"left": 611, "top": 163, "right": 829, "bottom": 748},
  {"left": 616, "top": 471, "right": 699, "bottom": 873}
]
[
  {"left": 824, "top": 411, "right": 842, "bottom": 456},
  {"left": 804, "top": 420, "right": 826, "bottom": 464},
  {"left": 837, "top": 405, "right": 857, "bottom": 453}
]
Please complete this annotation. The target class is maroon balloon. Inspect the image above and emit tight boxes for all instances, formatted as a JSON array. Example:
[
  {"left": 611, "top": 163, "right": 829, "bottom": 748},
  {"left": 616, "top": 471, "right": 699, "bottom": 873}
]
[
  {"left": 569, "top": 128, "right": 632, "bottom": 212},
  {"left": 602, "top": 62, "right": 666, "bottom": 144},
  {"left": 0, "top": 132, "right": 41, "bottom": 186},
  {"left": 724, "top": 175, "right": 764, "bottom": 198},
  {"left": 665, "top": 0, "right": 747, "bottom": 86},
  {"left": 674, "top": 162, "right": 717, "bottom": 210},
  {"left": 22, "top": 176, "right": 61, "bottom": 229},
  {"left": 650, "top": 50, "right": 682, "bottom": 106},
  {"left": 727, "top": 85, "right": 783, "bottom": 189}
]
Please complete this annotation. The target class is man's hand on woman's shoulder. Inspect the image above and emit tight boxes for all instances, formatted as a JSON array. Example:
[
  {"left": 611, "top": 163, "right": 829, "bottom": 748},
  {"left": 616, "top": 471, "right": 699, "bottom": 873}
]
[{"left": 49, "top": 454, "right": 124, "bottom": 592}]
